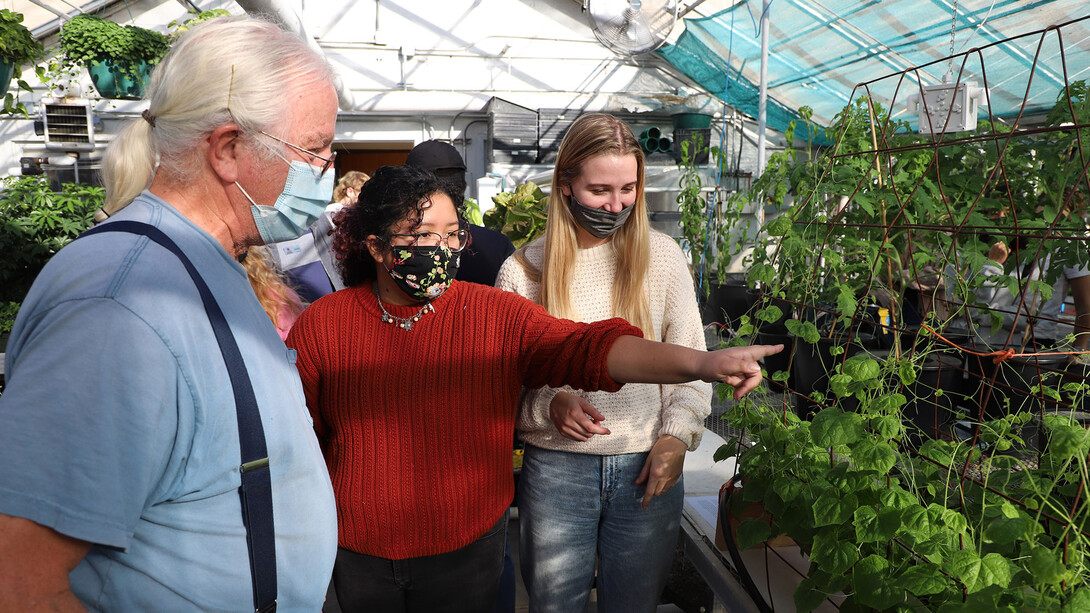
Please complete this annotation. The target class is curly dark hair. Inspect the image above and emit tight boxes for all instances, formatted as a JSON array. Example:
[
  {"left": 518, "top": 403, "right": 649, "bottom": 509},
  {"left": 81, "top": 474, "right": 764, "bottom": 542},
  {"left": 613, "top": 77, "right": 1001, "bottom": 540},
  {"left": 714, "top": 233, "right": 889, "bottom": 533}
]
[{"left": 333, "top": 165, "right": 466, "bottom": 286}]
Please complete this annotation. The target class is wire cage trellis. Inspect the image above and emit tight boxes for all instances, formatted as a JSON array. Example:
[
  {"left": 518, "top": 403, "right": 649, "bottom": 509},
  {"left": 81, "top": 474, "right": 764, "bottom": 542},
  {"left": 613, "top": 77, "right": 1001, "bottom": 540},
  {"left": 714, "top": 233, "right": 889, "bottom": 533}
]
[{"left": 715, "top": 15, "right": 1090, "bottom": 613}]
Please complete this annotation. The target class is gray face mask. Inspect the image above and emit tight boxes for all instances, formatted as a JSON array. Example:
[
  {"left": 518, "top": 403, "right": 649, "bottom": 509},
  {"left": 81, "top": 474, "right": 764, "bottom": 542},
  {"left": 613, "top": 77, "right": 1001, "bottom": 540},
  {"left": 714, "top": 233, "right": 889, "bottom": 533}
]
[{"left": 568, "top": 195, "right": 634, "bottom": 239}]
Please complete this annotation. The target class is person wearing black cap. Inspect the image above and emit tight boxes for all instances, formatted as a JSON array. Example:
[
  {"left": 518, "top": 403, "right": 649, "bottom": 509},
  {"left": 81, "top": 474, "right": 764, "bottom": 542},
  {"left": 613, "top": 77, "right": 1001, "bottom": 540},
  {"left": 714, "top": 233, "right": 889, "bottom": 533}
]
[{"left": 406, "top": 140, "right": 516, "bottom": 286}]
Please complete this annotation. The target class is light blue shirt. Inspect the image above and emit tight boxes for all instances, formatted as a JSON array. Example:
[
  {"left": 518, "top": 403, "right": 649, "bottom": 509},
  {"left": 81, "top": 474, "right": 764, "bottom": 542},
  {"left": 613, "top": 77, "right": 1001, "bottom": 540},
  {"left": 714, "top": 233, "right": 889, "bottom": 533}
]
[{"left": 0, "top": 192, "right": 337, "bottom": 612}]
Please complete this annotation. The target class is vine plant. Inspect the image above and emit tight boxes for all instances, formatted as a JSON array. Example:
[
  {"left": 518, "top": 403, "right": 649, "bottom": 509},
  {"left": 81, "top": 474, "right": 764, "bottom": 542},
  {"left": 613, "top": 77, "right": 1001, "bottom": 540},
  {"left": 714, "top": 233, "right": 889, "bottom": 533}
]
[{"left": 718, "top": 78, "right": 1090, "bottom": 612}]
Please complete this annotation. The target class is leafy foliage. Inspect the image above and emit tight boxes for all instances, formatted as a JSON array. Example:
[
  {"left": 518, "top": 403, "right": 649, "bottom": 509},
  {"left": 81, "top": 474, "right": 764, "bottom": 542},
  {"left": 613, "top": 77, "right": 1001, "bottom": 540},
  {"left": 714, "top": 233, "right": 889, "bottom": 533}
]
[
  {"left": 0, "top": 176, "right": 103, "bottom": 307},
  {"left": 719, "top": 80, "right": 1090, "bottom": 612},
  {"left": 483, "top": 181, "right": 548, "bottom": 248},
  {"left": 166, "top": 9, "right": 232, "bottom": 42},
  {"left": 59, "top": 14, "right": 168, "bottom": 79},
  {"left": 0, "top": 9, "right": 44, "bottom": 116}
]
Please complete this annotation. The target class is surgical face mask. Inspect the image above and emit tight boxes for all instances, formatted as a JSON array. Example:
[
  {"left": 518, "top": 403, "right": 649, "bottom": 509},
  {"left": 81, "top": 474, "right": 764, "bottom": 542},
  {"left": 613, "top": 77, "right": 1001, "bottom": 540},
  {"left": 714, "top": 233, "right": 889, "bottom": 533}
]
[
  {"left": 385, "top": 244, "right": 461, "bottom": 301},
  {"left": 568, "top": 195, "right": 634, "bottom": 239},
  {"left": 236, "top": 160, "right": 336, "bottom": 244}
]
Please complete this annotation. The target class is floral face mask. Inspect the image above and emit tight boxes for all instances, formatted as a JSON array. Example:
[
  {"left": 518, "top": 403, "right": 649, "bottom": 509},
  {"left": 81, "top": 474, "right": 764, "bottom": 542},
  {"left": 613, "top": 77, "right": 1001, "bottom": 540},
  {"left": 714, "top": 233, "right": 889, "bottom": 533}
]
[{"left": 384, "top": 244, "right": 460, "bottom": 301}]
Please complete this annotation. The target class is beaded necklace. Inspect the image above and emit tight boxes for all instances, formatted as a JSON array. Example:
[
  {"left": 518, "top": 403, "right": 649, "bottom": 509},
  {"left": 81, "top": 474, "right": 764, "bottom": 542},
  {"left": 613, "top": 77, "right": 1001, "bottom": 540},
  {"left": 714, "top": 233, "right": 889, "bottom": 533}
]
[{"left": 373, "top": 284, "right": 435, "bottom": 331}]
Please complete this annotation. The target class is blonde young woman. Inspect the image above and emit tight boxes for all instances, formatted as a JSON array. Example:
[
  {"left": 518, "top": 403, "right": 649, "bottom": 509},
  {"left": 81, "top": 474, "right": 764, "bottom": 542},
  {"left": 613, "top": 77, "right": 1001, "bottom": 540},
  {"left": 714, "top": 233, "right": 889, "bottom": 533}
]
[{"left": 496, "top": 113, "right": 710, "bottom": 612}]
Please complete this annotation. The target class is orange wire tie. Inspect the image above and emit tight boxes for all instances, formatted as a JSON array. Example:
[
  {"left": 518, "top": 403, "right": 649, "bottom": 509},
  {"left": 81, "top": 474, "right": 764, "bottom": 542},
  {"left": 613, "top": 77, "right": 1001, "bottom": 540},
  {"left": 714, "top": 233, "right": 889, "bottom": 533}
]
[{"left": 920, "top": 324, "right": 1089, "bottom": 364}]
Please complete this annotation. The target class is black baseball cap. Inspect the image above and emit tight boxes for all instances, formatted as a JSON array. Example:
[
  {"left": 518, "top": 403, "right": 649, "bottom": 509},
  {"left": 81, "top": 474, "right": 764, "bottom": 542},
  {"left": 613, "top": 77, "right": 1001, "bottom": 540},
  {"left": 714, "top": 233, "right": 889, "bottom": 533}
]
[{"left": 405, "top": 140, "right": 466, "bottom": 172}]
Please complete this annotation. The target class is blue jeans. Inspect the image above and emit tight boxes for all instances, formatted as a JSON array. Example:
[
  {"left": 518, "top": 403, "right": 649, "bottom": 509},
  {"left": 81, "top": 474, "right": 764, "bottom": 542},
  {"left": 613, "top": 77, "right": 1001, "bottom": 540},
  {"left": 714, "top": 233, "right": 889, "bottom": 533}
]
[
  {"left": 517, "top": 445, "right": 682, "bottom": 613},
  {"left": 333, "top": 510, "right": 508, "bottom": 612}
]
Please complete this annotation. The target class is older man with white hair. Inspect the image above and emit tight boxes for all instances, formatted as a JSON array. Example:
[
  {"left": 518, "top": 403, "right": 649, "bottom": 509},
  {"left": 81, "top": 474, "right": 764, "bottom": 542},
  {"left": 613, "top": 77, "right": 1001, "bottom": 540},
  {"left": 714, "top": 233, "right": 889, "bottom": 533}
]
[{"left": 0, "top": 16, "right": 339, "bottom": 612}]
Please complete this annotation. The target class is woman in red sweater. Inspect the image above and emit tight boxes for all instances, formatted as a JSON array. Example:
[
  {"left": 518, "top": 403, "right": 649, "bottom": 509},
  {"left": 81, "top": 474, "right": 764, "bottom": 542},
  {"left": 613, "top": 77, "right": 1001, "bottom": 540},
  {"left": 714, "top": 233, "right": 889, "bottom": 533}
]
[{"left": 286, "top": 164, "right": 781, "bottom": 612}]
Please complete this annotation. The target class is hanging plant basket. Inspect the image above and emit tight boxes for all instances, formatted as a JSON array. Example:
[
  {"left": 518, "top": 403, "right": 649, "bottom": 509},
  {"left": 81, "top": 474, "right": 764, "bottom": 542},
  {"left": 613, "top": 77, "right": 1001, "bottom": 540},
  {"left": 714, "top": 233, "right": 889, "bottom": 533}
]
[
  {"left": 59, "top": 14, "right": 167, "bottom": 101},
  {"left": 87, "top": 57, "right": 151, "bottom": 100}
]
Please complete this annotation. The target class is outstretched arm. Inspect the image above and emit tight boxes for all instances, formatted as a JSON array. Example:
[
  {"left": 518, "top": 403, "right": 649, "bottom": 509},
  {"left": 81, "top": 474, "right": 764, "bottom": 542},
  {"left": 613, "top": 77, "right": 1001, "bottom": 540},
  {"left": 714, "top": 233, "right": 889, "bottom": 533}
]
[{"left": 605, "top": 336, "right": 783, "bottom": 399}]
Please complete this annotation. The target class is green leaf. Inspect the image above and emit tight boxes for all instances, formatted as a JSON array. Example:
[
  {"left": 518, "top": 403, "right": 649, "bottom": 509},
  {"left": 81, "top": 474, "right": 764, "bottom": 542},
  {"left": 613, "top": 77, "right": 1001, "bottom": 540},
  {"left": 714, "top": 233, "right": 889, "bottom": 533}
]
[
  {"left": 984, "top": 515, "right": 1027, "bottom": 545},
  {"left": 851, "top": 439, "right": 897, "bottom": 473},
  {"left": 898, "top": 564, "right": 948, "bottom": 596},
  {"left": 874, "top": 393, "right": 907, "bottom": 414},
  {"left": 1062, "top": 587, "right": 1090, "bottom": 613},
  {"left": 813, "top": 491, "right": 858, "bottom": 527},
  {"left": 843, "top": 357, "right": 879, "bottom": 382},
  {"left": 1027, "top": 546, "right": 1066, "bottom": 586},
  {"left": 810, "top": 408, "right": 864, "bottom": 447},
  {"left": 785, "top": 318, "right": 821, "bottom": 343},
  {"left": 836, "top": 284, "right": 858, "bottom": 320},
  {"left": 1045, "top": 417, "right": 1090, "bottom": 459},
  {"left": 736, "top": 517, "right": 772, "bottom": 549},
  {"left": 899, "top": 361, "right": 918, "bottom": 385},
  {"left": 811, "top": 531, "right": 859, "bottom": 574},
  {"left": 870, "top": 415, "right": 900, "bottom": 440},
  {"left": 977, "top": 553, "right": 1013, "bottom": 589},
  {"left": 766, "top": 215, "right": 792, "bottom": 236},
  {"left": 829, "top": 373, "right": 853, "bottom": 398},
  {"left": 713, "top": 440, "right": 739, "bottom": 463},
  {"left": 854, "top": 506, "right": 878, "bottom": 542},
  {"left": 853, "top": 554, "right": 902, "bottom": 609},
  {"left": 756, "top": 305, "right": 783, "bottom": 324},
  {"left": 945, "top": 549, "right": 983, "bottom": 592},
  {"left": 793, "top": 577, "right": 829, "bottom": 613},
  {"left": 899, "top": 504, "right": 930, "bottom": 538}
]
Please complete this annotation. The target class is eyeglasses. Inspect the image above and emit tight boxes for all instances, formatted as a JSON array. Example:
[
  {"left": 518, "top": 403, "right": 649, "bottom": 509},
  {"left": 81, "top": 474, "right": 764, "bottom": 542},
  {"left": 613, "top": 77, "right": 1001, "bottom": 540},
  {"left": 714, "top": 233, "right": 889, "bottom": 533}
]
[
  {"left": 389, "top": 228, "right": 470, "bottom": 253},
  {"left": 259, "top": 130, "right": 337, "bottom": 176}
]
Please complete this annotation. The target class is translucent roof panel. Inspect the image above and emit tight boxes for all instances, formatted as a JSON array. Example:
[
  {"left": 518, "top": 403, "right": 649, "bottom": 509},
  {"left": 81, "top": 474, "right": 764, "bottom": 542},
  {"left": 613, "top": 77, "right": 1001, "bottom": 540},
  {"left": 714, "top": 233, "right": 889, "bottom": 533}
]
[{"left": 660, "top": 1, "right": 1090, "bottom": 135}]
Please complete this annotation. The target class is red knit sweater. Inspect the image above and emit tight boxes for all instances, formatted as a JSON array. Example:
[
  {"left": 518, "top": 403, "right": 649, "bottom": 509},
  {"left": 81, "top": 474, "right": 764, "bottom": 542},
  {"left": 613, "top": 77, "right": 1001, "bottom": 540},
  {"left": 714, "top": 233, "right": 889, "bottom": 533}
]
[{"left": 287, "top": 280, "right": 641, "bottom": 560}]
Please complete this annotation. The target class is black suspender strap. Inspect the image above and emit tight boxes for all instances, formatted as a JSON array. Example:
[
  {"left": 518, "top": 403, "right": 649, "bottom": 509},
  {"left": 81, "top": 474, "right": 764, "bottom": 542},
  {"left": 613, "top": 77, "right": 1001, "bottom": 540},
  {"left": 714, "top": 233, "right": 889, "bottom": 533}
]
[{"left": 82, "top": 221, "right": 277, "bottom": 613}]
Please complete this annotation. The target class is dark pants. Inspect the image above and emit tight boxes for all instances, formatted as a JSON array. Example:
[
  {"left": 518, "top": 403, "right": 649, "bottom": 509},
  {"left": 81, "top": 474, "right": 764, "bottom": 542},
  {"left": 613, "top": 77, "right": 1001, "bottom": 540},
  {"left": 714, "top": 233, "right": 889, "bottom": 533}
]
[{"left": 334, "top": 511, "right": 508, "bottom": 613}]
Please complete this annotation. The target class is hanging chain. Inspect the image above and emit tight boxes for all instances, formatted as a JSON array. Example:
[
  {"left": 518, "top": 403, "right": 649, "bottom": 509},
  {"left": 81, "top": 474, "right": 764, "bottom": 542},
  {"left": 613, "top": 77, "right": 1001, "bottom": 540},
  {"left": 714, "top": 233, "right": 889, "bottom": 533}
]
[
  {"left": 949, "top": 0, "right": 958, "bottom": 58},
  {"left": 944, "top": 0, "right": 958, "bottom": 82}
]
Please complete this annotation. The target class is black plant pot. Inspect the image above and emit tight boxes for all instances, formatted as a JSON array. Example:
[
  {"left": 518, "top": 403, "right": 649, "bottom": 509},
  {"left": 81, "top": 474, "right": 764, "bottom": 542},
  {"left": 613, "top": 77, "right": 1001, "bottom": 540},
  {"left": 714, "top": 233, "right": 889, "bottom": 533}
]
[
  {"left": 966, "top": 346, "right": 1067, "bottom": 421},
  {"left": 746, "top": 288, "right": 790, "bottom": 334},
  {"left": 701, "top": 279, "right": 756, "bottom": 332},
  {"left": 756, "top": 331, "right": 795, "bottom": 394},
  {"left": 792, "top": 333, "right": 873, "bottom": 420},
  {"left": 903, "top": 354, "right": 967, "bottom": 441}
]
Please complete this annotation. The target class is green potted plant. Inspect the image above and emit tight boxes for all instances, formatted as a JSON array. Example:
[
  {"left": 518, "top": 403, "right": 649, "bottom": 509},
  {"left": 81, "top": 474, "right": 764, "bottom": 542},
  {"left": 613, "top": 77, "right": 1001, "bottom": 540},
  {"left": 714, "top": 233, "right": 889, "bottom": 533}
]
[
  {"left": 721, "top": 355, "right": 1090, "bottom": 612},
  {"left": 483, "top": 181, "right": 549, "bottom": 248},
  {"left": 59, "top": 14, "right": 169, "bottom": 100},
  {"left": 0, "top": 176, "right": 103, "bottom": 311},
  {"left": 0, "top": 9, "right": 43, "bottom": 116}
]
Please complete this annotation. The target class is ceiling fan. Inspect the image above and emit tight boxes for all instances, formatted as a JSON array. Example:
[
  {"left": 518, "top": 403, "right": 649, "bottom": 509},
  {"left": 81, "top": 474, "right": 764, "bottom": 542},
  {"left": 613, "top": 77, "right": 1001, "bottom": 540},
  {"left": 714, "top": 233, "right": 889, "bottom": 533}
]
[{"left": 585, "top": 0, "right": 680, "bottom": 56}]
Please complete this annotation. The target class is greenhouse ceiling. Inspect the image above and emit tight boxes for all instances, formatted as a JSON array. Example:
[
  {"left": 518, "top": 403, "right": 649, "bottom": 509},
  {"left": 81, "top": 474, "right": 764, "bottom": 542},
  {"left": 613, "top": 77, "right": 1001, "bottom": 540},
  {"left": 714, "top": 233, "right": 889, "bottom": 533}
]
[{"left": 659, "top": 0, "right": 1090, "bottom": 136}]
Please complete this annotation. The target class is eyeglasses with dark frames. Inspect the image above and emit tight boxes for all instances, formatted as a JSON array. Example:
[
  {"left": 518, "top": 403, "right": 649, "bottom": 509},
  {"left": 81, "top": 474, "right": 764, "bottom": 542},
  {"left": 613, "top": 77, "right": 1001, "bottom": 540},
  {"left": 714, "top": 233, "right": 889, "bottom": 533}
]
[
  {"left": 389, "top": 228, "right": 470, "bottom": 253},
  {"left": 259, "top": 130, "right": 337, "bottom": 176}
]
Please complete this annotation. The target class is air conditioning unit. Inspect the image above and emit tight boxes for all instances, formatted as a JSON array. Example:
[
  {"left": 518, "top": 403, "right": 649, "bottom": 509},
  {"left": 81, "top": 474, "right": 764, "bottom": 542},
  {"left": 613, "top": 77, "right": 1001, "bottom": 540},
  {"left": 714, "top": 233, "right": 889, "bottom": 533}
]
[{"left": 41, "top": 97, "right": 95, "bottom": 151}]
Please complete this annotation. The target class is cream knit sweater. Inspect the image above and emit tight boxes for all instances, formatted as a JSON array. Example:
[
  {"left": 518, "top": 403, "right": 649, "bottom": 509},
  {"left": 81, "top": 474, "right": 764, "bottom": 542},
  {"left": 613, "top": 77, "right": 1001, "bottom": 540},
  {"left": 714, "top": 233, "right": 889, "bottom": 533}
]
[{"left": 496, "top": 231, "right": 711, "bottom": 454}]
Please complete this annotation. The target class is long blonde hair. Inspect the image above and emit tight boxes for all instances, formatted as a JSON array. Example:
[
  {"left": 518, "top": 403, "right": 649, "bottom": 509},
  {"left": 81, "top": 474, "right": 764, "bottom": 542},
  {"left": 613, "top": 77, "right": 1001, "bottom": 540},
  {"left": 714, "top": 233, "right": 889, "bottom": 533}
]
[
  {"left": 515, "top": 113, "right": 653, "bottom": 337},
  {"left": 243, "top": 246, "right": 305, "bottom": 327}
]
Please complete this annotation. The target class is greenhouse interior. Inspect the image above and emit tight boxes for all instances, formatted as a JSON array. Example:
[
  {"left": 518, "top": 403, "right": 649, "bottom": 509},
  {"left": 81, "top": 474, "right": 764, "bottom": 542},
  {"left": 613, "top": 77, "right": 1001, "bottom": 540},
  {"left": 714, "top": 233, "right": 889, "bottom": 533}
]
[{"left": 2, "top": 0, "right": 1090, "bottom": 612}]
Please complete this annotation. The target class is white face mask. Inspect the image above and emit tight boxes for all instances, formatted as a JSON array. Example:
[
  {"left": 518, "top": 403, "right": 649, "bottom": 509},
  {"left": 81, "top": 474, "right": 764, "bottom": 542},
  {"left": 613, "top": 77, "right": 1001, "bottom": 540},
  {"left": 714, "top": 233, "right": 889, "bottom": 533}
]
[{"left": 235, "top": 160, "right": 335, "bottom": 244}]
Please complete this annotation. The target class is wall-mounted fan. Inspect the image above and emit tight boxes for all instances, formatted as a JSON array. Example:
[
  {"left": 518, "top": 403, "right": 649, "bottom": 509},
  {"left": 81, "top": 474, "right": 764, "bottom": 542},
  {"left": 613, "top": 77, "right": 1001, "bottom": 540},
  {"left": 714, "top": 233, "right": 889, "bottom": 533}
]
[{"left": 586, "top": 0, "right": 679, "bottom": 56}]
